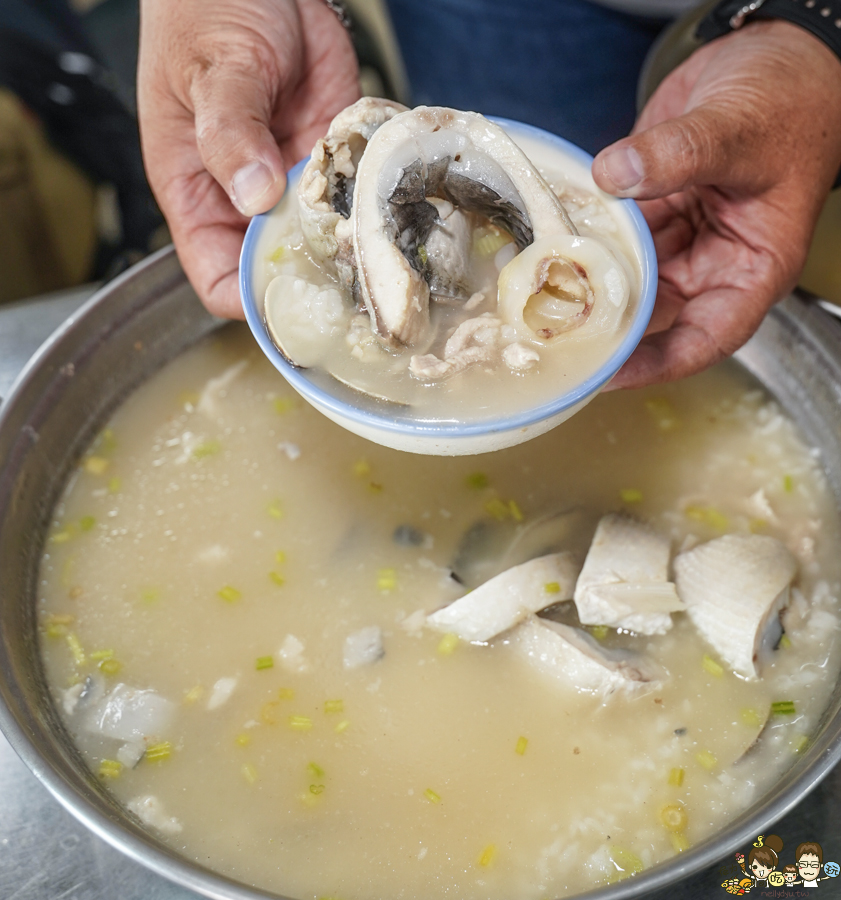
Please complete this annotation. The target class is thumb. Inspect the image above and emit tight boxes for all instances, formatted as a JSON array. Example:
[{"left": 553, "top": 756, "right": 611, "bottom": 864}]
[
  {"left": 191, "top": 66, "right": 287, "bottom": 216},
  {"left": 592, "top": 107, "right": 747, "bottom": 200}
]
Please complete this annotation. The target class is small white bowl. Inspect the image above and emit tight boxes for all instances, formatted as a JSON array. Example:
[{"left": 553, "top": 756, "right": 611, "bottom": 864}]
[{"left": 240, "top": 117, "right": 657, "bottom": 456}]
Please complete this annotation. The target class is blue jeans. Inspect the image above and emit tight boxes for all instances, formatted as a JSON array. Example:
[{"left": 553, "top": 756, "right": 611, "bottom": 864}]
[{"left": 385, "top": 0, "right": 668, "bottom": 155}]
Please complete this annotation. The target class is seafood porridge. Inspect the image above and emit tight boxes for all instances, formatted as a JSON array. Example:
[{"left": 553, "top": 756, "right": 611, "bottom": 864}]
[
  {"left": 250, "top": 100, "right": 645, "bottom": 418},
  {"left": 39, "top": 325, "right": 841, "bottom": 899}
]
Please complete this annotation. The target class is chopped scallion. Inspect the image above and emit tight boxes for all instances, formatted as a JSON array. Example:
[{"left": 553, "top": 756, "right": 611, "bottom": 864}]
[
  {"left": 477, "top": 844, "right": 497, "bottom": 867},
  {"left": 353, "top": 459, "right": 371, "bottom": 477},
  {"left": 696, "top": 750, "right": 717, "bottom": 770},
  {"left": 740, "top": 707, "right": 763, "bottom": 728},
  {"left": 424, "top": 788, "right": 441, "bottom": 804},
  {"left": 217, "top": 585, "right": 242, "bottom": 603},
  {"left": 515, "top": 736, "right": 528, "bottom": 756},
  {"left": 50, "top": 529, "right": 73, "bottom": 545},
  {"left": 89, "top": 649, "right": 114, "bottom": 661},
  {"left": 268, "top": 246, "right": 285, "bottom": 263},
  {"left": 417, "top": 244, "right": 428, "bottom": 266},
  {"left": 544, "top": 582, "right": 561, "bottom": 594},
  {"left": 273, "top": 397, "right": 297, "bottom": 415},
  {"left": 269, "top": 571, "right": 285, "bottom": 587},
  {"left": 277, "top": 687, "right": 295, "bottom": 700},
  {"left": 324, "top": 699, "right": 344, "bottom": 714},
  {"left": 334, "top": 719, "right": 350, "bottom": 734},
  {"left": 437, "top": 633, "right": 459, "bottom": 656},
  {"left": 659, "top": 804, "right": 687, "bottom": 832},
  {"left": 235, "top": 733, "right": 251, "bottom": 747},
  {"left": 84, "top": 456, "right": 109, "bottom": 475},
  {"left": 241, "top": 763, "right": 257, "bottom": 784},
  {"left": 667, "top": 767, "right": 684, "bottom": 787},
  {"left": 108, "top": 476, "right": 122, "bottom": 494},
  {"left": 684, "top": 505, "right": 728, "bottom": 531},
  {"left": 644, "top": 397, "right": 679, "bottom": 431},
  {"left": 771, "top": 700, "right": 796, "bottom": 716},
  {"left": 146, "top": 741, "right": 172, "bottom": 763},
  {"left": 255, "top": 656, "right": 274, "bottom": 671},
  {"left": 193, "top": 439, "right": 221, "bottom": 459},
  {"left": 589, "top": 625, "right": 609, "bottom": 641},
  {"left": 98, "top": 759, "right": 123, "bottom": 779},
  {"left": 485, "top": 498, "right": 509, "bottom": 521},
  {"left": 620, "top": 488, "right": 643, "bottom": 504},
  {"left": 79, "top": 515, "right": 96, "bottom": 532},
  {"left": 308, "top": 762, "right": 325, "bottom": 779},
  {"left": 275, "top": 550, "right": 287, "bottom": 564},
  {"left": 289, "top": 715, "right": 313, "bottom": 731},
  {"left": 267, "top": 500, "right": 283, "bottom": 519},
  {"left": 66, "top": 632, "right": 85, "bottom": 666},
  {"left": 793, "top": 733, "right": 810, "bottom": 754},
  {"left": 140, "top": 586, "right": 160, "bottom": 604},
  {"left": 670, "top": 832, "right": 690, "bottom": 853},
  {"left": 702, "top": 654, "right": 724, "bottom": 678},
  {"left": 465, "top": 472, "right": 489, "bottom": 489},
  {"left": 779, "top": 633, "right": 792, "bottom": 649},
  {"left": 309, "top": 783, "right": 325, "bottom": 795},
  {"left": 783, "top": 474, "right": 794, "bottom": 493},
  {"left": 184, "top": 685, "right": 203, "bottom": 704},
  {"left": 377, "top": 568, "right": 397, "bottom": 591},
  {"left": 99, "top": 657, "right": 122, "bottom": 676},
  {"left": 509, "top": 500, "right": 523, "bottom": 521}
]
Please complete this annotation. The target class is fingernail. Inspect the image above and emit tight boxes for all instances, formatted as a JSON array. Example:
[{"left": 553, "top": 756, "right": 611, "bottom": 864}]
[
  {"left": 231, "top": 161, "right": 274, "bottom": 216},
  {"left": 600, "top": 146, "right": 644, "bottom": 194}
]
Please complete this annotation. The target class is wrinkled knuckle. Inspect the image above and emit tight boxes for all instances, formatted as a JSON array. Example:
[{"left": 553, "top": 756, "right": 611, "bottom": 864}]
[{"left": 674, "top": 116, "right": 719, "bottom": 187}]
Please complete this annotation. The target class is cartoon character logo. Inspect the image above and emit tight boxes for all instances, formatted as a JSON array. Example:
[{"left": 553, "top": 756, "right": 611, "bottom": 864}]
[{"left": 720, "top": 836, "right": 840, "bottom": 893}]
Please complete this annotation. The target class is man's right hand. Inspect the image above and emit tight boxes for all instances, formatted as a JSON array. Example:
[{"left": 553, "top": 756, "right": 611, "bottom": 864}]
[{"left": 138, "top": 0, "right": 360, "bottom": 319}]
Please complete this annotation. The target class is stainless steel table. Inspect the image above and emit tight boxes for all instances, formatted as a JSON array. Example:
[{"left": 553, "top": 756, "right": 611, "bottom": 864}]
[{"left": 1, "top": 288, "right": 840, "bottom": 900}]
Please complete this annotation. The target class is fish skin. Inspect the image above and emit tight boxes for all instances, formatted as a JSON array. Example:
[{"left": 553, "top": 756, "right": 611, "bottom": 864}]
[
  {"left": 426, "top": 552, "right": 579, "bottom": 643},
  {"left": 674, "top": 534, "right": 797, "bottom": 680},
  {"left": 574, "top": 514, "right": 683, "bottom": 635},
  {"left": 508, "top": 617, "right": 663, "bottom": 696}
]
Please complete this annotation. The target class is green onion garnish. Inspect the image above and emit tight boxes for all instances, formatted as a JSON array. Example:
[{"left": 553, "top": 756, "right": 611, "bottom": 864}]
[
  {"left": 589, "top": 625, "right": 609, "bottom": 641},
  {"left": 740, "top": 707, "right": 763, "bottom": 727},
  {"left": 273, "top": 397, "right": 296, "bottom": 415},
  {"left": 289, "top": 715, "right": 313, "bottom": 731},
  {"left": 417, "top": 244, "right": 428, "bottom": 266},
  {"left": 275, "top": 550, "right": 287, "bottom": 564},
  {"left": 84, "top": 456, "right": 109, "bottom": 475},
  {"left": 192, "top": 439, "right": 221, "bottom": 459},
  {"left": 334, "top": 719, "right": 350, "bottom": 734},
  {"left": 465, "top": 472, "right": 489, "bottom": 489},
  {"left": 684, "top": 505, "right": 728, "bottom": 531},
  {"left": 783, "top": 474, "right": 794, "bottom": 493},
  {"left": 771, "top": 700, "right": 796, "bottom": 716},
  {"left": 620, "top": 488, "right": 643, "bottom": 504},
  {"left": 696, "top": 750, "right": 717, "bottom": 770},
  {"left": 98, "top": 759, "right": 123, "bottom": 779},
  {"left": 424, "top": 788, "right": 441, "bottom": 804},
  {"left": 217, "top": 585, "right": 242, "bottom": 603},
  {"left": 353, "top": 459, "right": 371, "bottom": 477},
  {"left": 485, "top": 498, "right": 509, "bottom": 521},
  {"left": 268, "top": 571, "right": 285, "bottom": 587},
  {"left": 235, "top": 733, "right": 251, "bottom": 747},
  {"left": 667, "top": 767, "right": 684, "bottom": 787},
  {"left": 702, "top": 654, "right": 724, "bottom": 677},
  {"left": 477, "top": 844, "right": 497, "bottom": 867},
  {"left": 544, "top": 582, "right": 561, "bottom": 594},
  {"left": 99, "top": 657, "right": 122, "bottom": 676},
  {"left": 437, "top": 633, "right": 459, "bottom": 656},
  {"left": 515, "top": 736, "right": 528, "bottom": 756},
  {"left": 278, "top": 687, "right": 295, "bottom": 700},
  {"left": 146, "top": 741, "right": 172, "bottom": 763},
  {"left": 308, "top": 762, "right": 325, "bottom": 779},
  {"left": 324, "top": 699, "right": 344, "bottom": 714},
  {"left": 79, "top": 515, "right": 96, "bottom": 532},
  {"left": 309, "top": 783, "right": 325, "bottom": 795},
  {"left": 66, "top": 632, "right": 85, "bottom": 665},
  {"left": 377, "top": 568, "right": 397, "bottom": 591},
  {"left": 241, "top": 763, "right": 257, "bottom": 784},
  {"left": 108, "top": 476, "right": 122, "bottom": 494},
  {"left": 267, "top": 500, "right": 283, "bottom": 519},
  {"left": 255, "top": 656, "right": 274, "bottom": 670}
]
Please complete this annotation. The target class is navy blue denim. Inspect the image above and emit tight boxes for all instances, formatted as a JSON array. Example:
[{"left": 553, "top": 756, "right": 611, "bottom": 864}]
[{"left": 386, "top": 0, "right": 668, "bottom": 155}]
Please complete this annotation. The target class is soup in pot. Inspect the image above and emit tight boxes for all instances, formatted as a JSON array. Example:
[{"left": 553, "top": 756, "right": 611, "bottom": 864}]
[{"left": 38, "top": 325, "right": 841, "bottom": 899}]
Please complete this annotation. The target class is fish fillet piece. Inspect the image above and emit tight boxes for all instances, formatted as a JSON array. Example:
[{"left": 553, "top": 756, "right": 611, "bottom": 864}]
[
  {"left": 674, "top": 534, "right": 797, "bottom": 680},
  {"left": 427, "top": 552, "right": 578, "bottom": 643},
  {"left": 574, "top": 514, "right": 684, "bottom": 635},
  {"left": 353, "top": 106, "right": 575, "bottom": 346},
  {"left": 509, "top": 617, "right": 663, "bottom": 696}
]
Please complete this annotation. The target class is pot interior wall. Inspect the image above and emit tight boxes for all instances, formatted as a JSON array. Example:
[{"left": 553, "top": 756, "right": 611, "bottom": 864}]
[{"left": 1, "top": 252, "right": 841, "bottom": 900}]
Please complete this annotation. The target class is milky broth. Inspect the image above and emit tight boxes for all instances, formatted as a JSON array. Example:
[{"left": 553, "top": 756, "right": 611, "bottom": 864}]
[
  {"left": 251, "top": 128, "right": 644, "bottom": 420},
  {"left": 39, "top": 325, "right": 841, "bottom": 899}
]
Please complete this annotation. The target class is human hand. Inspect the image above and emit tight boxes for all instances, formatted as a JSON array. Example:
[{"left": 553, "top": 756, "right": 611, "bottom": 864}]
[
  {"left": 592, "top": 20, "right": 841, "bottom": 389},
  {"left": 138, "top": 0, "right": 360, "bottom": 318}
]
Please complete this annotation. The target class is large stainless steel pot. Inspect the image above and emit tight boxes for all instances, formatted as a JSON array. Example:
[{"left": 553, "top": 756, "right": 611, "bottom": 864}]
[{"left": 1, "top": 246, "right": 841, "bottom": 900}]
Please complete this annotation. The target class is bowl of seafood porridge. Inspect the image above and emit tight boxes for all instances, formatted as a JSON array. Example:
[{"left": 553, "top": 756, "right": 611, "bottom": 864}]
[{"left": 240, "top": 100, "right": 657, "bottom": 455}]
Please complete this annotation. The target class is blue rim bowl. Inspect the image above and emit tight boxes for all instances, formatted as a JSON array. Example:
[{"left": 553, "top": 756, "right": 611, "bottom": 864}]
[{"left": 240, "top": 117, "right": 657, "bottom": 455}]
